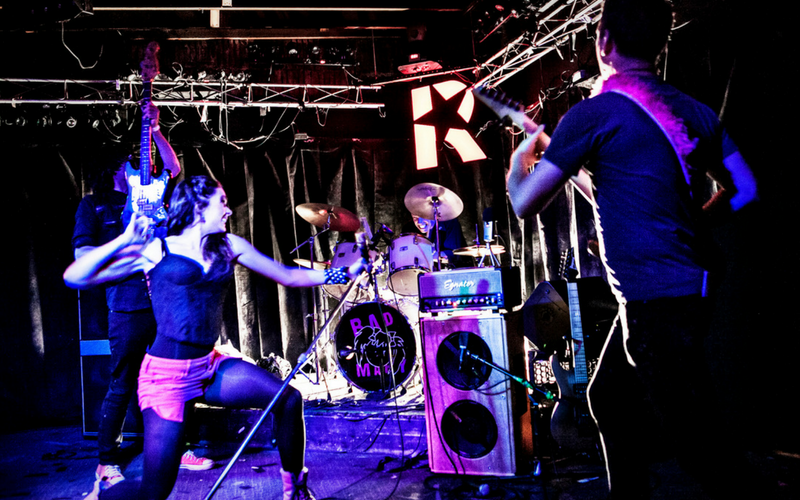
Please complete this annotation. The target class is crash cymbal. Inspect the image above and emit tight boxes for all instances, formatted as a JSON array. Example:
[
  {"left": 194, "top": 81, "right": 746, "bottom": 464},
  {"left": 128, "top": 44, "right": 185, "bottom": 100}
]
[
  {"left": 404, "top": 183, "right": 464, "bottom": 221},
  {"left": 295, "top": 203, "right": 360, "bottom": 232},
  {"left": 293, "top": 258, "right": 330, "bottom": 270},
  {"left": 453, "top": 244, "right": 506, "bottom": 257}
]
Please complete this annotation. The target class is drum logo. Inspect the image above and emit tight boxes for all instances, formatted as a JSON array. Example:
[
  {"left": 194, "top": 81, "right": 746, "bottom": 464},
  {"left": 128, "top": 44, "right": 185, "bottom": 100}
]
[{"left": 349, "top": 313, "right": 409, "bottom": 379}]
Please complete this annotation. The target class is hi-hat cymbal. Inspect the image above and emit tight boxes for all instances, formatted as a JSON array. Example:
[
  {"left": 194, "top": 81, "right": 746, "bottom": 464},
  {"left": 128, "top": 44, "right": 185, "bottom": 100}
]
[
  {"left": 295, "top": 203, "right": 360, "bottom": 232},
  {"left": 293, "top": 258, "right": 330, "bottom": 270},
  {"left": 404, "top": 183, "right": 464, "bottom": 221},
  {"left": 453, "top": 244, "right": 506, "bottom": 257}
]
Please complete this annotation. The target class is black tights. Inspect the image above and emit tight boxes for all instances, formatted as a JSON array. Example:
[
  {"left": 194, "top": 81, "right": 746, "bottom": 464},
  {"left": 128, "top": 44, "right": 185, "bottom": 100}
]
[{"left": 101, "top": 358, "right": 305, "bottom": 500}]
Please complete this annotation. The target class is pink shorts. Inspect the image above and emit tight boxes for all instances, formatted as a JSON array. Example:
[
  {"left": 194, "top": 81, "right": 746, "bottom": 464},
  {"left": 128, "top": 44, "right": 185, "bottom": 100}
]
[{"left": 138, "top": 348, "right": 233, "bottom": 422}]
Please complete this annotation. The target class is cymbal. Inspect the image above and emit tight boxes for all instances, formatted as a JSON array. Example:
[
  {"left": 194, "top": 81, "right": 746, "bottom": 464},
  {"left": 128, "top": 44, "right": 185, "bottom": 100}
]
[
  {"left": 295, "top": 203, "right": 360, "bottom": 232},
  {"left": 404, "top": 183, "right": 464, "bottom": 222},
  {"left": 453, "top": 244, "right": 506, "bottom": 257},
  {"left": 293, "top": 258, "right": 330, "bottom": 270}
]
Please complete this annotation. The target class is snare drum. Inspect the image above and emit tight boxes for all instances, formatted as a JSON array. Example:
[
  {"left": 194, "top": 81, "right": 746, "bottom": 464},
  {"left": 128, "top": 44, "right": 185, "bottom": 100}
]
[
  {"left": 334, "top": 302, "right": 418, "bottom": 393},
  {"left": 388, "top": 233, "right": 433, "bottom": 296}
]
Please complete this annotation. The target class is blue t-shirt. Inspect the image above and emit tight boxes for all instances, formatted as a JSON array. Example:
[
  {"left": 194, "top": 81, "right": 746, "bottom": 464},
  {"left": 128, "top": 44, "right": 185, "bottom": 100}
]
[{"left": 543, "top": 77, "right": 737, "bottom": 301}]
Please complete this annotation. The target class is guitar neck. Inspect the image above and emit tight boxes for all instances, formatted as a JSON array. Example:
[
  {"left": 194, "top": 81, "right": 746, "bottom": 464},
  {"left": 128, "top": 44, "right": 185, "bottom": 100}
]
[
  {"left": 140, "top": 82, "right": 153, "bottom": 185},
  {"left": 566, "top": 281, "right": 589, "bottom": 385}
]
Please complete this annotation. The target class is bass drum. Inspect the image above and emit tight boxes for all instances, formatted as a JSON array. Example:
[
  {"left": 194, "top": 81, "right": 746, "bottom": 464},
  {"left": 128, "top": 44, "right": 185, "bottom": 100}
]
[{"left": 334, "top": 302, "right": 418, "bottom": 393}]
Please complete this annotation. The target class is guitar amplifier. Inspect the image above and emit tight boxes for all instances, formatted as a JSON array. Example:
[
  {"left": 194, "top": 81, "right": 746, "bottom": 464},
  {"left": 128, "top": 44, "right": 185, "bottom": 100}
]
[{"left": 419, "top": 267, "right": 521, "bottom": 314}]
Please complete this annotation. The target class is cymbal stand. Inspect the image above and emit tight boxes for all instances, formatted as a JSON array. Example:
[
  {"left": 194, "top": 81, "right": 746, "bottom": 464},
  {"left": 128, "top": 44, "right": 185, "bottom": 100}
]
[
  {"left": 431, "top": 197, "right": 443, "bottom": 271},
  {"left": 290, "top": 217, "right": 331, "bottom": 385},
  {"left": 204, "top": 270, "right": 370, "bottom": 500}
]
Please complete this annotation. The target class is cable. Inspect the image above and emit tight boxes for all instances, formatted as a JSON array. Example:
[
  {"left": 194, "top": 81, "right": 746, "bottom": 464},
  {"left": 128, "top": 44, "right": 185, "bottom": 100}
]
[{"left": 60, "top": 22, "right": 102, "bottom": 70}]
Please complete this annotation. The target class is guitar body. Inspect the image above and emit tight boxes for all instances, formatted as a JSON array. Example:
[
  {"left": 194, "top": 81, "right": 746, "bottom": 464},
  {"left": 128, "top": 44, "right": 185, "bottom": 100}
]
[
  {"left": 549, "top": 354, "right": 597, "bottom": 454},
  {"left": 548, "top": 249, "right": 600, "bottom": 455},
  {"left": 121, "top": 160, "right": 170, "bottom": 229}
]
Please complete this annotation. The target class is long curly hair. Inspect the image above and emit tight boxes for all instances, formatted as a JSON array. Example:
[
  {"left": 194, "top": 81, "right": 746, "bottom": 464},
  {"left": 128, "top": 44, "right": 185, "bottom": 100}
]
[{"left": 167, "top": 175, "right": 233, "bottom": 272}]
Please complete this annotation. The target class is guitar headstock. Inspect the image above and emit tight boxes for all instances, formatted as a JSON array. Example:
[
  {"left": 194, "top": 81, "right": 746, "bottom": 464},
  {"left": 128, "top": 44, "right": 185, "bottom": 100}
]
[
  {"left": 472, "top": 84, "right": 539, "bottom": 135},
  {"left": 560, "top": 248, "right": 578, "bottom": 282},
  {"left": 140, "top": 41, "right": 160, "bottom": 82}
]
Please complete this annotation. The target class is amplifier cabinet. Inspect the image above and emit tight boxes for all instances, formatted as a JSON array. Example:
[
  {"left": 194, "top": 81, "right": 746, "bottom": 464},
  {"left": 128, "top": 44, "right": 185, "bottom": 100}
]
[{"left": 420, "top": 311, "right": 532, "bottom": 476}]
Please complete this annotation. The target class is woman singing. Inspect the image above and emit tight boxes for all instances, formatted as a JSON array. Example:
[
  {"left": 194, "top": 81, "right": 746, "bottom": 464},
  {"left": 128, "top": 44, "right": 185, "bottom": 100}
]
[{"left": 65, "top": 176, "right": 365, "bottom": 500}]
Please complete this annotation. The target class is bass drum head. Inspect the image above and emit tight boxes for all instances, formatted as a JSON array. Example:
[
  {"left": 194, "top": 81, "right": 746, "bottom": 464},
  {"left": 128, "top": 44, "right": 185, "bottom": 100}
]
[{"left": 334, "top": 302, "right": 417, "bottom": 393}]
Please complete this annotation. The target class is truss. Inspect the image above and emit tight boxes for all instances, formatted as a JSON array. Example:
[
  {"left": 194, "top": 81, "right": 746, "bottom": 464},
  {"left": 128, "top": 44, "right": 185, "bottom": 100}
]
[
  {"left": 474, "top": 0, "right": 602, "bottom": 88},
  {"left": 0, "top": 1, "right": 601, "bottom": 109},
  {"left": 0, "top": 77, "right": 384, "bottom": 110}
]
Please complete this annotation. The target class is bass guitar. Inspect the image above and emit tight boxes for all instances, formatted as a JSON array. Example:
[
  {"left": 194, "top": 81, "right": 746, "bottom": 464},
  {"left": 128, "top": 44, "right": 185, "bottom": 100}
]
[
  {"left": 549, "top": 249, "right": 598, "bottom": 453},
  {"left": 122, "top": 41, "right": 171, "bottom": 236},
  {"left": 470, "top": 84, "right": 594, "bottom": 205}
]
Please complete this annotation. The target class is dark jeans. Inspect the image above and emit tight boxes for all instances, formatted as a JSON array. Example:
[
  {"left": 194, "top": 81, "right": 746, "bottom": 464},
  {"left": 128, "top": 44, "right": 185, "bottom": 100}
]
[
  {"left": 98, "top": 310, "right": 157, "bottom": 465},
  {"left": 588, "top": 294, "right": 753, "bottom": 499}
]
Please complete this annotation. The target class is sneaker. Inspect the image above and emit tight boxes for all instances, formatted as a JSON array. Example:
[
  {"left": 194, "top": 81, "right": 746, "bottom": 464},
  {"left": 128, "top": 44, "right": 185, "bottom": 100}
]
[
  {"left": 180, "top": 450, "right": 214, "bottom": 471},
  {"left": 95, "top": 464, "right": 125, "bottom": 486}
]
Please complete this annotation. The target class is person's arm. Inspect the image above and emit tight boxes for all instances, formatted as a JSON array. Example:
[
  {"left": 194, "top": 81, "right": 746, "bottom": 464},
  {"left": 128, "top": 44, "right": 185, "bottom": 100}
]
[
  {"left": 64, "top": 214, "right": 157, "bottom": 289},
  {"left": 506, "top": 129, "right": 574, "bottom": 218},
  {"left": 721, "top": 151, "right": 758, "bottom": 211},
  {"left": 229, "top": 234, "right": 366, "bottom": 287},
  {"left": 145, "top": 103, "right": 181, "bottom": 178}
]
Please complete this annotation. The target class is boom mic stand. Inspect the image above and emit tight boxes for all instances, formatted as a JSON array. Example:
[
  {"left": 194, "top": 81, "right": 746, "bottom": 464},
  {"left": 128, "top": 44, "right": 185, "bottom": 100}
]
[
  {"left": 459, "top": 346, "right": 553, "bottom": 477},
  {"left": 203, "top": 268, "right": 370, "bottom": 500}
]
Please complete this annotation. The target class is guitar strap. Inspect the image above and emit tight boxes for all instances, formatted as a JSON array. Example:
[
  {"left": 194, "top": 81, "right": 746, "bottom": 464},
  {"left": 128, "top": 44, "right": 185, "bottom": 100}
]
[
  {"left": 595, "top": 73, "right": 699, "bottom": 198},
  {"left": 596, "top": 73, "right": 713, "bottom": 296}
]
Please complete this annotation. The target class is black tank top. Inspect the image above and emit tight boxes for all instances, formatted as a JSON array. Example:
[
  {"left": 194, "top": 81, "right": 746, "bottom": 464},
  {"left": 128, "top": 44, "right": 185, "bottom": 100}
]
[{"left": 147, "top": 240, "right": 234, "bottom": 359}]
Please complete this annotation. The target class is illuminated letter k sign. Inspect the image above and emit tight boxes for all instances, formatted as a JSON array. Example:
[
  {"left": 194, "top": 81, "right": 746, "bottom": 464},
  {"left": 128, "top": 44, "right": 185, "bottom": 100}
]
[{"left": 411, "top": 80, "right": 486, "bottom": 170}]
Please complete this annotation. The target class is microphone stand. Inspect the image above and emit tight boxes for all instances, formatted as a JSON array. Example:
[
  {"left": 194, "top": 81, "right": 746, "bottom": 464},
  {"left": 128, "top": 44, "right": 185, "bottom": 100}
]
[
  {"left": 203, "top": 269, "right": 369, "bottom": 500},
  {"left": 459, "top": 347, "right": 553, "bottom": 478}
]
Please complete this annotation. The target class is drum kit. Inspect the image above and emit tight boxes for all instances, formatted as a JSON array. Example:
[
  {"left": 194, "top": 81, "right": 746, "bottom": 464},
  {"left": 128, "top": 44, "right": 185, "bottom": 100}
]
[{"left": 293, "top": 183, "right": 505, "bottom": 396}]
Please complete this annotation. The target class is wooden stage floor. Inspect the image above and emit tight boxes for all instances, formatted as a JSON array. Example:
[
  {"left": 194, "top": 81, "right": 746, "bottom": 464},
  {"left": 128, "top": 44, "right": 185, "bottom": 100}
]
[{"left": 2, "top": 375, "right": 798, "bottom": 499}]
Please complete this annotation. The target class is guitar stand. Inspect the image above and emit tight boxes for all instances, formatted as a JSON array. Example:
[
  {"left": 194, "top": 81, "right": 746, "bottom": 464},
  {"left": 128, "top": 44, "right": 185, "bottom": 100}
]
[{"left": 203, "top": 268, "right": 369, "bottom": 500}]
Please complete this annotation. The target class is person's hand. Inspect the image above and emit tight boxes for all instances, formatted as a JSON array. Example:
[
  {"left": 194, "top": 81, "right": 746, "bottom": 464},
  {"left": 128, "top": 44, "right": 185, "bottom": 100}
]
[
  {"left": 510, "top": 124, "right": 546, "bottom": 173},
  {"left": 122, "top": 213, "right": 153, "bottom": 247},
  {"left": 142, "top": 102, "right": 160, "bottom": 127}
]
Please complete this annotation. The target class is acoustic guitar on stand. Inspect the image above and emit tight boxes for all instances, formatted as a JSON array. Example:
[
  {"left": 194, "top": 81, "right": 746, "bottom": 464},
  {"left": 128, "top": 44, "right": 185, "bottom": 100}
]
[{"left": 121, "top": 41, "right": 171, "bottom": 237}]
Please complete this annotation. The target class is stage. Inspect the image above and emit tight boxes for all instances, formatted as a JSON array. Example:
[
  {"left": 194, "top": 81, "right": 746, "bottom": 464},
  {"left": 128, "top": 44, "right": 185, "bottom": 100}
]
[{"left": 2, "top": 371, "right": 797, "bottom": 500}]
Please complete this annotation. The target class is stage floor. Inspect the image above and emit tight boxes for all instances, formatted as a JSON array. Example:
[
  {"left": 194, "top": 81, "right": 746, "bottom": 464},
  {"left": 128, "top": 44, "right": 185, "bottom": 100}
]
[{"left": 2, "top": 392, "right": 798, "bottom": 500}]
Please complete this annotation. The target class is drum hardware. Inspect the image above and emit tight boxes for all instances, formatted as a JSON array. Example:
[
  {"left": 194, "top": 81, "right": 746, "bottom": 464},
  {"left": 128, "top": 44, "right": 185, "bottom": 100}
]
[{"left": 404, "top": 182, "right": 464, "bottom": 280}]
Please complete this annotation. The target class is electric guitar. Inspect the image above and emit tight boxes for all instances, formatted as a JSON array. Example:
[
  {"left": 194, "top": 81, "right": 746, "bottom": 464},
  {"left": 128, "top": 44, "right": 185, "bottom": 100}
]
[
  {"left": 121, "top": 41, "right": 170, "bottom": 235},
  {"left": 471, "top": 85, "right": 595, "bottom": 205},
  {"left": 549, "top": 249, "right": 598, "bottom": 453}
]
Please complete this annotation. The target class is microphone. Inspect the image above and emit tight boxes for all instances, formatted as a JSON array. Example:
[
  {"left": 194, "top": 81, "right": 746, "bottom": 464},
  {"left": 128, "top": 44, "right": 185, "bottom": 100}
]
[
  {"left": 483, "top": 220, "right": 494, "bottom": 244},
  {"left": 379, "top": 223, "right": 394, "bottom": 237},
  {"left": 458, "top": 332, "right": 468, "bottom": 371}
]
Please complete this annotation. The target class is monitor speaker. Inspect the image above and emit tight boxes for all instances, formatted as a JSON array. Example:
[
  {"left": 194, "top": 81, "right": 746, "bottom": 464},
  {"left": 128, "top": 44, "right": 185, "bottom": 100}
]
[
  {"left": 78, "top": 289, "right": 143, "bottom": 438},
  {"left": 421, "top": 312, "right": 532, "bottom": 476}
]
